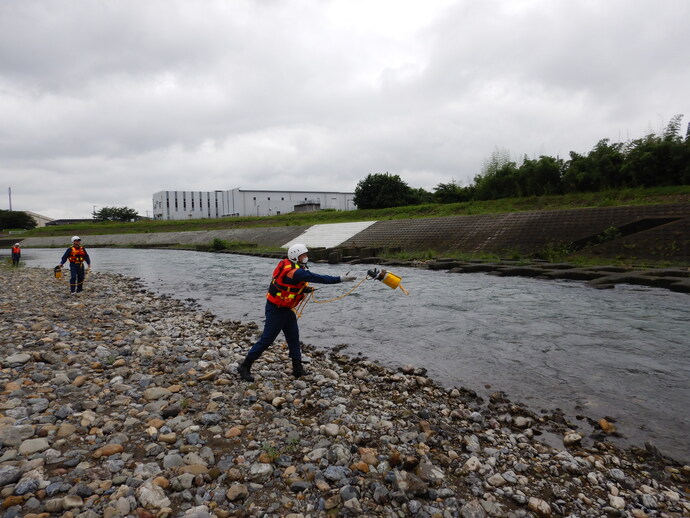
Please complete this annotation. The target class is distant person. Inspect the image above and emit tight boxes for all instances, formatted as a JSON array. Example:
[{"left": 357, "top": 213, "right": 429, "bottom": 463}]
[
  {"left": 11, "top": 243, "right": 21, "bottom": 266},
  {"left": 57, "top": 236, "right": 91, "bottom": 295},
  {"left": 237, "top": 243, "right": 356, "bottom": 381}
]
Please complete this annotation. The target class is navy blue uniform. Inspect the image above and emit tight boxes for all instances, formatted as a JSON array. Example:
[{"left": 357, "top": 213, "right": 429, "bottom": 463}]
[
  {"left": 247, "top": 268, "right": 341, "bottom": 362},
  {"left": 60, "top": 247, "right": 91, "bottom": 293}
]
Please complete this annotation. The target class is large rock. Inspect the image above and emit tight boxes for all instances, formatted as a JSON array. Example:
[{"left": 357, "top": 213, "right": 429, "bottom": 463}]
[
  {"left": 3, "top": 353, "right": 31, "bottom": 366},
  {"left": 18, "top": 438, "right": 50, "bottom": 455}
]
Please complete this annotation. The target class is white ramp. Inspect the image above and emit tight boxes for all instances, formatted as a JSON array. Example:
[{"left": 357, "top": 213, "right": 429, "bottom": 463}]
[{"left": 282, "top": 221, "right": 377, "bottom": 249}]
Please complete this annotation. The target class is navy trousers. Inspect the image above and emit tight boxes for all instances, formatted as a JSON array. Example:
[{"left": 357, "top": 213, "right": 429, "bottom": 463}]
[
  {"left": 69, "top": 263, "right": 86, "bottom": 292},
  {"left": 247, "top": 301, "right": 301, "bottom": 361}
]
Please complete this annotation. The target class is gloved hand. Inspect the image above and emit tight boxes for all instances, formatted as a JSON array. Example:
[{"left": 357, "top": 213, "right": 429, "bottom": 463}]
[
  {"left": 54, "top": 265, "right": 62, "bottom": 271},
  {"left": 367, "top": 268, "right": 380, "bottom": 279},
  {"left": 340, "top": 274, "right": 357, "bottom": 282}
]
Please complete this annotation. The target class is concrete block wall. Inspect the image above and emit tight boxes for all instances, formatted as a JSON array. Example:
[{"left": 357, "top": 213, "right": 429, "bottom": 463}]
[
  {"left": 16, "top": 203, "right": 689, "bottom": 262},
  {"left": 337, "top": 203, "right": 690, "bottom": 260}
]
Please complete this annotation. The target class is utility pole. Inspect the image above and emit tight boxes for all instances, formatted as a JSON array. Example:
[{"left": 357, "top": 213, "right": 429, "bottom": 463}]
[{"left": 8, "top": 187, "right": 11, "bottom": 211}]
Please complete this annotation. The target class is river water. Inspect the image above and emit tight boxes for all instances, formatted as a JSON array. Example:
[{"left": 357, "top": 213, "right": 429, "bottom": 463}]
[{"left": 21, "top": 248, "right": 690, "bottom": 463}]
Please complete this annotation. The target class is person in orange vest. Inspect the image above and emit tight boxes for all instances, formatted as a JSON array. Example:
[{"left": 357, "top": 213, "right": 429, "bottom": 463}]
[
  {"left": 237, "top": 243, "right": 356, "bottom": 381},
  {"left": 57, "top": 236, "right": 91, "bottom": 295},
  {"left": 11, "top": 243, "right": 21, "bottom": 266}
]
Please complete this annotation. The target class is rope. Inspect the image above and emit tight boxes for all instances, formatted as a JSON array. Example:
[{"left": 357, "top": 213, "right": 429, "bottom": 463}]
[
  {"left": 293, "top": 276, "right": 369, "bottom": 318},
  {"left": 55, "top": 264, "right": 90, "bottom": 291}
]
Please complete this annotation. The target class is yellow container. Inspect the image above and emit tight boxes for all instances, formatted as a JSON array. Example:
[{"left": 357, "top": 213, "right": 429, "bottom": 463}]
[{"left": 381, "top": 271, "right": 401, "bottom": 289}]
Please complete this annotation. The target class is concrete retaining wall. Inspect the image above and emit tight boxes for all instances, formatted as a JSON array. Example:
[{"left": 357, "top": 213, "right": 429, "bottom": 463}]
[
  {"left": 15, "top": 203, "right": 690, "bottom": 262},
  {"left": 338, "top": 203, "right": 690, "bottom": 261}
]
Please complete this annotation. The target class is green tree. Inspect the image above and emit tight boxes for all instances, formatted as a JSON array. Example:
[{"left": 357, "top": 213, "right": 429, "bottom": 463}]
[
  {"left": 563, "top": 139, "right": 626, "bottom": 192},
  {"left": 433, "top": 179, "right": 471, "bottom": 203},
  {"left": 621, "top": 115, "right": 689, "bottom": 187},
  {"left": 409, "top": 187, "right": 435, "bottom": 205},
  {"left": 471, "top": 147, "right": 518, "bottom": 200},
  {"left": 473, "top": 161, "right": 520, "bottom": 200},
  {"left": 93, "top": 206, "right": 140, "bottom": 222},
  {"left": 353, "top": 173, "right": 416, "bottom": 209},
  {"left": 470, "top": 114, "right": 689, "bottom": 200},
  {"left": 0, "top": 210, "right": 37, "bottom": 230},
  {"left": 517, "top": 155, "right": 564, "bottom": 196}
]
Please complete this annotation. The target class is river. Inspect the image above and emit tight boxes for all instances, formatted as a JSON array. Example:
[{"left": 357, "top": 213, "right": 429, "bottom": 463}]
[{"left": 20, "top": 247, "right": 690, "bottom": 463}]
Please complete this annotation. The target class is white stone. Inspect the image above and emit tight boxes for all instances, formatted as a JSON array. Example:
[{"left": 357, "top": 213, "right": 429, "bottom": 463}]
[
  {"left": 63, "top": 494, "right": 84, "bottom": 509},
  {"left": 464, "top": 456, "right": 481, "bottom": 472},
  {"left": 323, "top": 369, "right": 339, "bottom": 379},
  {"left": 528, "top": 497, "right": 552, "bottom": 516},
  {"left": 563, "top": 431, "right": 583, "bottom": 446},
  {"left": 323, "top": 423, "right": 340, "bottom": 437},
  {"left": 609, "top": 495, "right": 625, "bottom": 509},
  {"left": 136, "top": 480, "right": 171, "bottom": 509}
]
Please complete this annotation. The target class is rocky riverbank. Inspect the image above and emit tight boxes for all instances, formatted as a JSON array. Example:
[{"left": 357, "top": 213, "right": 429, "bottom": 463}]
[
  {"left": 1, "top": 267, "right": 688, "bottom": 518},
  {"left": 223, "top": 251, "right": 690, "bottom": 294},
  {"left": 350, "top": 257, "right": 690, "bottom": 294}
]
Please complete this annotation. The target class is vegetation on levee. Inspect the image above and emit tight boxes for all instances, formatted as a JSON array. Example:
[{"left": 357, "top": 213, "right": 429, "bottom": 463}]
[
  {"left": 351, "top": 115, "right": 690, "bottom": 208},
  {"left": 22, "top": 185, "right": 689, "bottom": 238}
]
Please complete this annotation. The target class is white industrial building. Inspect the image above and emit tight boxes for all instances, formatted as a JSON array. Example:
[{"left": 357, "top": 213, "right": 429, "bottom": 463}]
[
  {"left": 25, "top": 211, "right": 53, "bottom": 227},
  {"left": 152, "top": 188, "right": 356, "bottom": 220}
]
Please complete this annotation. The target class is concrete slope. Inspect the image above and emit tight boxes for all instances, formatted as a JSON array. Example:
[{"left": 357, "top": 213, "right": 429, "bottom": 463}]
[
  {"left": 282, "top": 221, "right": 377, "bottom": 249},
  {"left": 19, "top": 226, "right": 310, "bottom": 248},
  {"left": 336, "top": 203, "right": 689, "bottom": 261}
]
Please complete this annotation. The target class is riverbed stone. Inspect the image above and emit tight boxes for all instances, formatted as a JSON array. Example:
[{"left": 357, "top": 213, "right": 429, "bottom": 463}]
[
  {"left": 18, "top": 438, "right": 50, "bottom": 455},
  {"left": 137, "top": 480, "right": 171, "bottom": 509},
  {"left": 3, "top": 353, "right": 31, "bottom": 366},
  {"left": 143, "top": 387, "right": 171, "bottom": 400},
  {"left": 0, "top": 425, "right": 35, "bottom": 446}
]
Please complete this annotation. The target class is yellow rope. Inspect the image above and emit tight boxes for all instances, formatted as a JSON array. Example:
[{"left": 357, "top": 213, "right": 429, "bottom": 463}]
[{"left": 293, "top": 277, "right": 368, "bottom": 318}]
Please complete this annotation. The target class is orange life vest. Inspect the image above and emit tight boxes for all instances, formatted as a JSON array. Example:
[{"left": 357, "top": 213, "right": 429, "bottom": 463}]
[
  {"left": 68, "top": 246, "right": 87, "bottom": 264},
  {"left": 266, "top": 258, "right": 309, "bottom": 308},
  {"left": 12, "top": 246, "right": 20, "bottom": 254}
]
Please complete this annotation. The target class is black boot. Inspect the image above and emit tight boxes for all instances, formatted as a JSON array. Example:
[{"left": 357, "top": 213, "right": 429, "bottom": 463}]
[
  {"left": 238, "top": 358, "right": 255, "bottom": 382},
  {"left": 292, "top": 358, "right": 307, "bottom": 378}
]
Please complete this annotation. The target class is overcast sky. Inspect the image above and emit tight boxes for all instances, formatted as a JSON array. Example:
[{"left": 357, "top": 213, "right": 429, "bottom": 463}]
[{"left": 1, "top": 0, "right": 688, "bottom": 220}]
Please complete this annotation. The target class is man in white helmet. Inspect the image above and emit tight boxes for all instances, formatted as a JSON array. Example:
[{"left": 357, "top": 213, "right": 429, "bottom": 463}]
[
  {"left": 238, "top": 243, "right": 357, "bottom": 381},
  {"left": 56, "top": 236, "right": 91, "bottom": 295}
]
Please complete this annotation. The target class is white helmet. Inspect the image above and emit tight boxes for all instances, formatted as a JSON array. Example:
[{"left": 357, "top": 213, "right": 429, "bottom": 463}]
[
  {"left": 287, "top": 243, "right": 308, "bottom": 263},
  {"left": 71, "top": 236, "right": 81, "bottom": 243},
  {"left": 14, "top": 243, "right": 20, "bottom": 246}
]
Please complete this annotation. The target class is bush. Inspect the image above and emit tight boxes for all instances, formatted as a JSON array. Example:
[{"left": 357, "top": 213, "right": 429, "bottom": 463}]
[{"left": 208, "top": 239, "right": 257, "bottom": 252}]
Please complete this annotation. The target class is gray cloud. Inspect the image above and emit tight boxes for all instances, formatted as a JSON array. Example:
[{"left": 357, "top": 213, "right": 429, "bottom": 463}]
[{"left": 1, "top": 0, "right": 688, "bottom": 219}]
